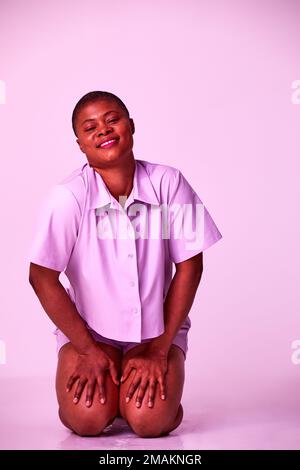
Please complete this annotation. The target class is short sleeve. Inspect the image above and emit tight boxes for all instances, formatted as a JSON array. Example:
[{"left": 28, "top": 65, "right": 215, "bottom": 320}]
[
  {"left": 27, "top": 184, "right": 81, "bottom": 272},
  {"left": 167, "top": 169, "right": 222, "bottom": 263}
]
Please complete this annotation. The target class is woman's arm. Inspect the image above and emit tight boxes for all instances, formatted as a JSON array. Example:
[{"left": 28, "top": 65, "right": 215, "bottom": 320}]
[
  {"left": 29, "top": 262, "right": 120, "bottom": 406},
  {"left": 29, "top": 262, "right": 97, "bottom": 355},
  {"left": 120, "top": 252, "right": 203, "bottom": 406},
  {"left": 148, "top": 251, "right": 203, "bottom": 355}
]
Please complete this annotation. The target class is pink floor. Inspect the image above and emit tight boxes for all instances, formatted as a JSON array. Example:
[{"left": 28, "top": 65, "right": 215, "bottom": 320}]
[{"left": 0, "top": 377, "right": 299, "bottom": 450}]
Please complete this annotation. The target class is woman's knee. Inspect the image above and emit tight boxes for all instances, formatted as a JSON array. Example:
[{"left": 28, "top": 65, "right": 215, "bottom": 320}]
[
  {"left": 70, "top": 414, "right": 112, "bottom": 437},
  {"left": 58, "top": 405, "right": 116, "bottom": 436},
  {"left": 126, "top": 403, "right": 184, "bottom": 438},
  {"left": 55, "top": 341, "right": 122, "bottom": 436},
  {"left": 129, "top": 415, "right": 165, "bottom": 438}
]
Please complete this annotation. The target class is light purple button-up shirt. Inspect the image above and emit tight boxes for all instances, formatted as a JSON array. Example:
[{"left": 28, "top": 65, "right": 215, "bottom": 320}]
[{"left": 28, "top": 159, "right": 222, "bottom": 342}]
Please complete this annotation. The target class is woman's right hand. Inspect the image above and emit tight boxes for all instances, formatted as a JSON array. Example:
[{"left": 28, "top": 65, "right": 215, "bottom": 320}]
[{"left": 66, "top": 342, "right": 120, "bottom": 407}]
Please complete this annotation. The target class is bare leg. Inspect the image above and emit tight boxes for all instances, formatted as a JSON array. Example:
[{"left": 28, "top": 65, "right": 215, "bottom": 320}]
[
  {"left": 119, "top": 344, "right": 185, "bottom": 438},
  {"left": 55, "top": 341, "right": 122, "bottom": 436}
]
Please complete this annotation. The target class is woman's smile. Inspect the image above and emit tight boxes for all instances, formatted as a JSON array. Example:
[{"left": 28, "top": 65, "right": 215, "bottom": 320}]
[{"left": 96, "top": 137, "right": 120, "bottom": 149}]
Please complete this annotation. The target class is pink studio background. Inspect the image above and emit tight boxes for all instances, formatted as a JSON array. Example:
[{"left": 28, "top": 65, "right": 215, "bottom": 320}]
[{"left": 0, "top": 0, "right": 300, "bottom": 450}]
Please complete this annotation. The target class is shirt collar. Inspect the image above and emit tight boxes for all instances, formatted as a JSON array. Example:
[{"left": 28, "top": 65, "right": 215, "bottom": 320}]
[{"left": 87, "top": 159, "right": 160, "bottom": 210}]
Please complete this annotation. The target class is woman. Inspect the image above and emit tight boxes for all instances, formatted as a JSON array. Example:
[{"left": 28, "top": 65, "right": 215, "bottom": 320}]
[{"left": 28, "top": 91, "right": 222, "bottom": 438}]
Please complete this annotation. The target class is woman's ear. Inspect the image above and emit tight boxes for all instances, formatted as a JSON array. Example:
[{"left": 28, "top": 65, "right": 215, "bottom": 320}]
[
  {"left": 129, "top": 118, "right": 135, "bottom": 135},
  {"left": 76, "top": 138, "right": 85, "bottom": 153}
]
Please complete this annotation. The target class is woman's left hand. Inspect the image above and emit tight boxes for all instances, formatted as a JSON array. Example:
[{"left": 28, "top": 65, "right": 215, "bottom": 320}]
[{"left": 120, "top": 345, "right": 168, "bottom": 408}]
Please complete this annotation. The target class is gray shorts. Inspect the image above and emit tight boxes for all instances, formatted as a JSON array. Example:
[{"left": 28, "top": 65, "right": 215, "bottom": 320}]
[{"left": 54, "top": 318, "right": 191, "bottom": 360}]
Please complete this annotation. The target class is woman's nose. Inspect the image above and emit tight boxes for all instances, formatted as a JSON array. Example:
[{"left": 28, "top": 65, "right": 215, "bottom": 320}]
[{"left": 97, "top": 124, "right": 112, "bottom": 137}]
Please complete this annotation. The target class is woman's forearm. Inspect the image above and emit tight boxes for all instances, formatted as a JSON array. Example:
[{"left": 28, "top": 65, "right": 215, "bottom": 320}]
[
  {"left": 148, "top": 267, "right": 202, "bottom": 355},
  {"left": 30, "top": 279, "right": 97, "bottom": 355}
]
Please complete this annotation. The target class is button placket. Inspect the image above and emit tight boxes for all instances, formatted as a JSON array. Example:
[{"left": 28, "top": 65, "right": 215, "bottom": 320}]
[{"left": 122, "top": 210, "right": 141, "bottom": 331}]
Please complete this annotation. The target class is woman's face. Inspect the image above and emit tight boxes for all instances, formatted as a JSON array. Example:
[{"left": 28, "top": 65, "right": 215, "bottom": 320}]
[{"left": 75, "top": 99, "right": 135, "bottom": 168}]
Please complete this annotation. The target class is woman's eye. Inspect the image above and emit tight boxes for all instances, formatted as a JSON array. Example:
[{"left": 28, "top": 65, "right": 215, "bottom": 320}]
[
  {"left": 108, "top": 119, "right": 118, "bottom": 123},
  {"left": 85, "top": 127, "right": 95, "bottom": 132}
]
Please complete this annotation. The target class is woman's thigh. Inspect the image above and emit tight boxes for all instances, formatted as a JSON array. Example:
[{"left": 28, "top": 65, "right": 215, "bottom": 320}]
[
  {"left": 119, "top": 343, "right": 185, "bottom": 437},
  {"left": 55, "top": 341, "right": 123, "bottom": 436}
]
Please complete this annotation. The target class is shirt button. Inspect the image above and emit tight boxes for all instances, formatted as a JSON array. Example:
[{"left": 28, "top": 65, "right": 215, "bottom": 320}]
[
  {"left": 128, "top": 253, "right": 134, "bottom": 258},
  {"left": 129, "top": 280, "right": 135, "bottom": 287},
  {"left": 132, "top": 307, "right": 138, "bottom": 314}
]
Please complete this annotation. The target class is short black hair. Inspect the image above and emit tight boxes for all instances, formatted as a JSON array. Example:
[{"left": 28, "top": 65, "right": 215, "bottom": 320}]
[{"left": 72, "top": 91, "right": 130, "bottom": 136}]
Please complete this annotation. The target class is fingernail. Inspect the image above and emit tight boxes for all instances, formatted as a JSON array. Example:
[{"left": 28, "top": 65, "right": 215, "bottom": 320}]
[
  {"left": 66, "top": 388, "right": 69, "bottom": 392},
  {"left": 161, "top": 395, "right": 166, "bottom": 400},
  {"left": 126, "top": 397, "right": 130, "bottom": 403},
  {"left": 120, "top": 376, "right": 124, "bottom": 382},
  {"left": 100, "top": 398, "right": 105, "bottom": 404},
  {"left": 73, "top": 397, "right": 78, "bottom": 403},
  {"left": 136, "top": 401, "right": 141, "bottom": 408},
  {"left": 86, "top": 400, "right": 91, "bottom": 407},
  {"left": 148, "top": 401, "right": 153, "bottom": 408}
]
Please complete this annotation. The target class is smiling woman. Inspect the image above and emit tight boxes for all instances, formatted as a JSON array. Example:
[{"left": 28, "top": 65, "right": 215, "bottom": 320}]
[{"left": 28, "top": 90, "right": 222, "bottom": 438}]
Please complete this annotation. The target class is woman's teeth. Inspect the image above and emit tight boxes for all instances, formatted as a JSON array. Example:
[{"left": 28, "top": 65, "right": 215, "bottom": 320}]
[{"left": 100, "top": 139, "right": 117, "bottom": 148}]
